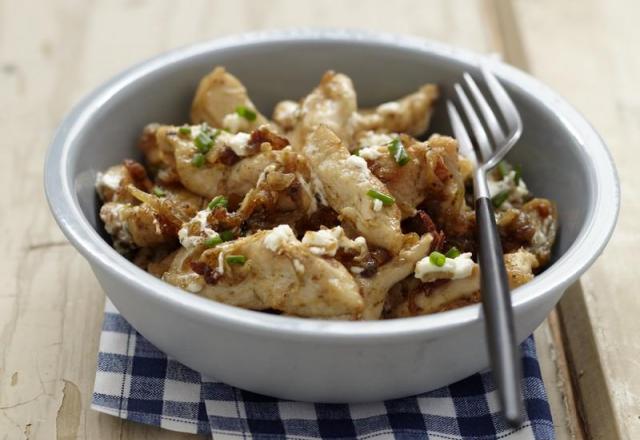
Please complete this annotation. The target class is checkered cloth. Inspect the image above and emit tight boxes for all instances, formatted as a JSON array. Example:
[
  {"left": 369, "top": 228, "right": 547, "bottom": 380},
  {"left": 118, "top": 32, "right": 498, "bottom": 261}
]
[{"left": 92, "top": 300, "right": 554, "bottom": 439}]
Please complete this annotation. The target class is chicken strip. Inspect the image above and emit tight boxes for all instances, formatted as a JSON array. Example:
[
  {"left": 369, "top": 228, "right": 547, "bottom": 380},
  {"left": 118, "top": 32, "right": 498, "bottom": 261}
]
[
  {"left": 385, "top": 248, "right": 538, "bottom": 318},
  {"left": 190, "top": 67, "right": 269, "bottom": 132},
  {"left": 290, "top": 71, "right": 357, "bottom": 149},
  {"left": 158, "top": 124, "right": 289, "bottom": 200},
  {"left": 353, "top": 84, "right": 438, "bottom": 138},
  {"left": 358, "top": 233, "right": 433, "bottom": 320},
  {"left": 163, "top": 225, "right": 364, "bottom": 319},
  {"left": 304, "top": 125, "right": 403, "bottom": 253}
]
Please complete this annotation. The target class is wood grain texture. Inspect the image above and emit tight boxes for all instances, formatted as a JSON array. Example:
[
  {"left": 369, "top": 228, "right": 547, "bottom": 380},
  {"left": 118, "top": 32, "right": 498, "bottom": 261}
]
[
  {"left": 511, "top": 0, "right": 640, "bottom": 438},
  {"left": 0, "top": 0, "right": 627, "bottom": 438}
]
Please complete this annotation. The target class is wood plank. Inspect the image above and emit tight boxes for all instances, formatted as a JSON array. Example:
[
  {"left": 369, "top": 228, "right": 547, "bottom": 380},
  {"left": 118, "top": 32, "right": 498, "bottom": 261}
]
[
  {"left": 510, "top": 0, "right": 640, "bottom": 438},
  {"left": 0, "top": 0, "right": 577, "bottom": 437}
]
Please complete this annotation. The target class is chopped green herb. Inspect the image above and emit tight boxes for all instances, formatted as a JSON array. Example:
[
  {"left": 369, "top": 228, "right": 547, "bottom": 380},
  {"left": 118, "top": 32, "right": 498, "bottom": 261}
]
[
  {"left": 208, "top": 195, "right": 228, "bottom": 210},
  {"left": 219, "top": 230, "right": 234, "bottom": 242},
  {"left": 387, "top": 138, "right": 410, "bottom": 166},
  {"left": 497, "top": 161, "right": 509, "bottom": 179},
  {"left": 429, "top": 251, "right": 446, "bottom": 267},
  {"left": 235, "top": 106, "right": 257, "bottom": 121},
  {"left": 492, "top": 190, "right": 510, "bottom": 208},
  {"left": 514, "top": 164, "right": 522, "bottom": 186},
  {"left": 152, "top": 186, "right": 166, "bottom": 197},
  {"left": 194, "top": 132, "right": 214, "bottom": 153},
  {"left": 204, "top": 235, "right": 223, "bottom": 248},
  {"left": 445, "top": 247, "right": 461, "bottom": 259},
  {"left": 352, "top": 148, "right": 360, "bottom": 156},
  {"left": 178, "top": 125, "right": 191, "bottom": 135},
  {"left": 191, "top": 153, "right": 205, "bottom": 167},
  {"left": 226, "top": 255, "right": 246, "bottom": 265},
  {"left": 366, "top": 189, "right": 396, "bottom": 206}
]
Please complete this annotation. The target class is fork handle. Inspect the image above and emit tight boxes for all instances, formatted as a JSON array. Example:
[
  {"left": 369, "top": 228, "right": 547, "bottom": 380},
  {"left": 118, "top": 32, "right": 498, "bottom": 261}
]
[{"left": 475, "top": 196, "right": 524, "bottom": 426}]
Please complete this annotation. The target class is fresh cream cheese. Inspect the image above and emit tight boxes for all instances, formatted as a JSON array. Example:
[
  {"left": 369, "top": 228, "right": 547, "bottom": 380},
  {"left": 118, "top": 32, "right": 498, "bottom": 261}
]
[
  {"left": 302, "top": 227, "right": 342, "bottom": 256},
  {"left": 345, "top": 154, "right": 369, "bottom": 172},
  {"left": 415, "top": 252, "right": 475, "bottom": 282},
  {"left": 264, "top": 224, "right": 298, "bottom": 252},
  {"left": 222, "top": 112, "right": 251, "bottom": 133},
  {"left": 226, "top": 132, "right": 252, "bottom": 156}
]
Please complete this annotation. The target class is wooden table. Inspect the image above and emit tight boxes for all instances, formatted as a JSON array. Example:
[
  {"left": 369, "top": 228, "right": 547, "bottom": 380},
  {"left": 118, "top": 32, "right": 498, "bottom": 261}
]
[{"left": 1, "top": 1, "right": 638, "bottom": 438}]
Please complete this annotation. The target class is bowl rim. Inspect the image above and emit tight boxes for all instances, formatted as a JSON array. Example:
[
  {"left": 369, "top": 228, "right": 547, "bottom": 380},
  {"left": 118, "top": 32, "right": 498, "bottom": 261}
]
[{"left": 44, "top": 29, "right": 620, "bottom": 341}]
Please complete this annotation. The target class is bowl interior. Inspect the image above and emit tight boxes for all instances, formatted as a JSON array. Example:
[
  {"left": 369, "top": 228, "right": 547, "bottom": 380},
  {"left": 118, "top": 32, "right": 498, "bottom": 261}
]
[{"left": 70, "top": 38, "right": 591, "bottom": 272}]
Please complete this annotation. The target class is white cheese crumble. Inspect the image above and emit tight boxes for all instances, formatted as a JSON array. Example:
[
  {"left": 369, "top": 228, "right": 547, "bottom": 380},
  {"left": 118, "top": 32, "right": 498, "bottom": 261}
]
[
  {"left": 222, "top": 112, "right": 251, "bottom": 133},
  {"left": 273, "top": 100, "right": 300, "bottom": 129},
  {"left": 358, "top": 146, "right": 386, "bottom": 160},
  {"left": 350, "top": 266, "right": 364, "bottom": 274},
  {"left": 415, "top": 252, "right": 475, "bottom": 282},
  {"left": 345, "top": 154, "right": 369, "bottom": 172},
  {"left": 226, "top": 132, "right": 252, "bottom": 156},
  {"left": 186, "top": 281, "right": 204, "bottom": 293},
  {"left": 359, "top": 131, "right": 394, "bottom": 148},
  {"left": 264, "top": 224, "right": 298, "bottom": 252},
  {"left": 217, "top": 251, "right": 225, "bottom": 275},
  {"left": 96, "top": 170, "right": 122, "bottom": 192},
  {"left": 487, "top": 170, "right": 529, "bottom": 209},
  {"left": 292, "top": 259, "right": 305, "bottom": 274},
  {"left": 178, "top": 209, "right": 218, "bottom": 249},
  {"left": 372, "top": 199, "right": 383, "bottom": 212},
  {"left": 377, "top": 102, "right": 401, "bottom": 114},
  {"left": 302, "top": 228, "right": 342, "bottom": 257}
]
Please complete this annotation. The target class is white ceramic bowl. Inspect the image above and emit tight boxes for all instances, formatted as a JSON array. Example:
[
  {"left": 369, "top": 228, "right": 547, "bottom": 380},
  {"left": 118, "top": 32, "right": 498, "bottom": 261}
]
[{"left": 44, "top": 30, "right": 619, "bottom": 403}]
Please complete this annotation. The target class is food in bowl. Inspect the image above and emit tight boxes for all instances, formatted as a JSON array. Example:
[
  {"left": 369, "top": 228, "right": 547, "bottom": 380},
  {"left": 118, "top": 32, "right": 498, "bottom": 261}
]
[{"left": 96, "top": 66, "right": 557, "bottom": 320}]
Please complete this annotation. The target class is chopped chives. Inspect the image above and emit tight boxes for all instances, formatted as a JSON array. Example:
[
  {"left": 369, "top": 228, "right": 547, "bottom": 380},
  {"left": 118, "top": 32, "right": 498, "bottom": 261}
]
[
  {"left": 366, "top": 189, "right": 395, "bottom": 206},
  {"left": 208, "top": 195, "right": 228, "bottom": 210},
  {"left": 492, "top": 190, "right": 510, "bottom": 208},
  {"left": 497, "top": 161, "right": 509, "bottom": 179},
  {"left": 235, "top": 106, "right": 257, "bottom": 121},
  {"left": 445, "top": 247, "right": 461, "bottom": 259},
  {"left": 226, "top": 255, "right": 246, "bottom": 265},
  {"left": 178, "top": 125, "right": 191, "bottom": 135},
  {"left": 387, "top": 138, "right": 410, "bottom": 166},
  {"left": 219, "top": 230, "right": 234, "bottom": 242},
  {"left": 514, "top": 164, "right": 522, "bottom": 186},
  {"left": 194, "top": 132, "right": 213, "bottom": 153},
  {"left": 429, "top": 251, "right": 446, "bottom": 267},
  {"left": 152, "top": 186, "right": 166, "bottom": 197},
  {"left": 352, "top": 148, "right": 360, "bottom": 156},
  {"left": 191, "top": 153, "right": 205, "bottom": 167},
  {"left": 204, "top": 235, "right": 223, "bottom": 248}
]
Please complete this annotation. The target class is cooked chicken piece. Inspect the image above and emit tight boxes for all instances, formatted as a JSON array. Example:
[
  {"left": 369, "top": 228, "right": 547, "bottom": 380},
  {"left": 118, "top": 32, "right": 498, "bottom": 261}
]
[
  {"left": 289, "top": 71, "right": 358, "bottom": 149},
  {"left": 418, "top": 134, "right": 475, "bottom": 240},
  {"left": 97, "top": 160, "right": 204, "bottom": 253},
  {"left": 96, "top": 161, "right": 153, "bottom": 204},
  {"left": 100, "top": 202, "right": 168, "bottom": 252},
  {"left": 163, "top": 225, "right": 364, "bottom": 319},
  {"left": 190, "top": 67, "right": 269, "bottom": 132},
  {"left": 385, "top": 248, "right": 538, "bottom": 318},
  {"left": 498, "top": 198, "right": 558, "bottom": 266},
  {"left": 137, "top": 123, "right": 180, "bottom": 185},
  {"left": 304, "top": 125, "right": 403, "bottom": 253},
  {"left": 358, "top": 233, "right": 433, "bottom": 320},
  {"left": 272, "top": 100, "right": 300, "bottom": 132},
  {"left": 353, "top": 84, "right": 438, "bottom": 138},
  {"left": 157, "top": 124, "right": 290, "bottom": 200}
]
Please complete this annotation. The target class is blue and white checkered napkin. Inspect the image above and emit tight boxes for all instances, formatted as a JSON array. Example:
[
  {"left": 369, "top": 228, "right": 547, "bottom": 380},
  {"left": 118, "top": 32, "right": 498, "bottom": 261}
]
[{"left": 92, "top": 300, "right": 555, "bottom": 439}]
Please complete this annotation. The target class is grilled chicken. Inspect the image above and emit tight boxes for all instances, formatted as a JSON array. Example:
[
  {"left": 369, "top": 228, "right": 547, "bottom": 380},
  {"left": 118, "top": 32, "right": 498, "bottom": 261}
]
[
  {"left": 163, "top": 225, "right": 364, "bottom": 319},
  {"left": 385, "top": 248, "right": 538, "bottom": 318},
  {"left": 358, "top": 233, "right": 433, "bottom": 319},
  {"left": 190, "top": 67, "right": 269, "bottom": 131},
  {"left": 353, "top": 84, "right": 438, "bottom": 137},
  {"left": 304, "top": 125, "right": 403, "bottom": 253}
]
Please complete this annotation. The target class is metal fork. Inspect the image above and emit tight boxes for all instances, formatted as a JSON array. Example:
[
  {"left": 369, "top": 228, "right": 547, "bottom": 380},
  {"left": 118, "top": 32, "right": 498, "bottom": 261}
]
[{"left": 447, "top": 67, "right": 524, "bottom": 426}]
